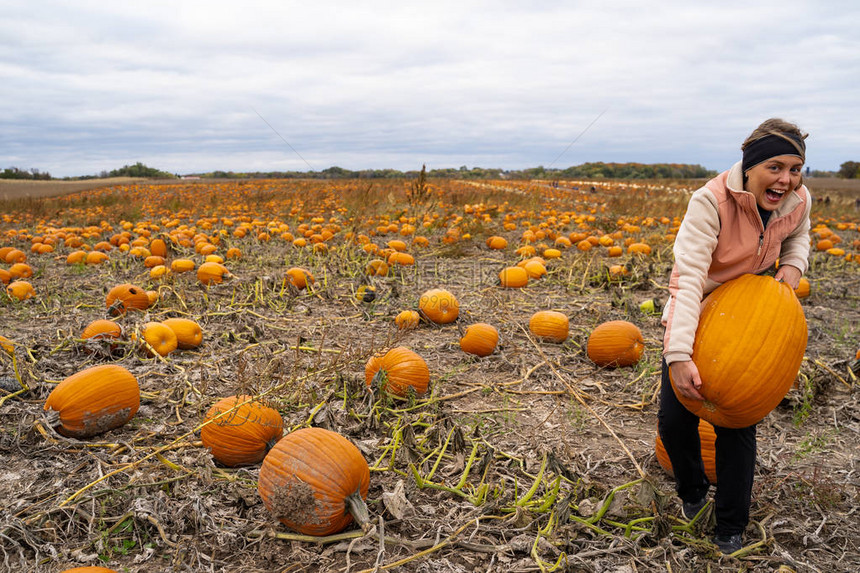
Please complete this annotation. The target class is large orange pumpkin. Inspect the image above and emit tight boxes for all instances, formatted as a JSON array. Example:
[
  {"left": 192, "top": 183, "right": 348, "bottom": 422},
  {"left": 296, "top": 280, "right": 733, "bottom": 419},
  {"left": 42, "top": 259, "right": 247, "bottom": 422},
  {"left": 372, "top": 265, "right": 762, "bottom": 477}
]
[
  {"left": 44, "top": 364, "right": 140, "bottom": 438},
  {"left": 258, "top": 427, "right": 370, "bottom": 536},
  {"left": 671, "top": 274, "right": 807, "bottom": 429},
  {"left": 655, "top": 419, "right": 717, "bottom": 484},
  {"left": 201, "top": 395, "right": 284, "bottom": 467},
  {"left": 498, "top": 266, "right": 528, "bottom": 288},
  {"left": 418, "top": 288, "right": 459, "bottom": 324},
  {"left": 586, "top": 320, "right": 645, "bottom": 367},
  {"left": 365, "top": 346, "right": 430, "bottom": 396},
  {"left": 529, "top": 311, "right": 569, "bottom": 343}
]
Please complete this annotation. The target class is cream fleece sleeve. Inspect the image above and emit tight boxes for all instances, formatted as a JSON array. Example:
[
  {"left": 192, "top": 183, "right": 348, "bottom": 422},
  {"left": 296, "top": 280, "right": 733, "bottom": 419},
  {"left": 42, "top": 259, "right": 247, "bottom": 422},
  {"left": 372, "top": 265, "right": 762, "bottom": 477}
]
[
  {"left": 663, "top": 188, "right": 721, "bottom": 364},
  {"left": 777, "top": 186, "right": 812, "bottom": 274}
]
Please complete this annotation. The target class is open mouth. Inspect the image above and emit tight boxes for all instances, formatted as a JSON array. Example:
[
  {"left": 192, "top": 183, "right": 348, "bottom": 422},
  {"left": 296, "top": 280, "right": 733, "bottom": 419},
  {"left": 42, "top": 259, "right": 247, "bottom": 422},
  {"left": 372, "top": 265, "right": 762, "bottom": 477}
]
[{"left": 765, "top": 188, "right": 786, "bottom": 203}]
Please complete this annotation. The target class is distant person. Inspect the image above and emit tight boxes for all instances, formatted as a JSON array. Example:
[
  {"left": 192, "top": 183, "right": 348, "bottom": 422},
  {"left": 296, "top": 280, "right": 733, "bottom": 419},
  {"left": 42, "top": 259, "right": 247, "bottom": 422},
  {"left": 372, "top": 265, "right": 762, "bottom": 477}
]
[{"left": 659, "top": 118, "right": 812, "bottom": 554}]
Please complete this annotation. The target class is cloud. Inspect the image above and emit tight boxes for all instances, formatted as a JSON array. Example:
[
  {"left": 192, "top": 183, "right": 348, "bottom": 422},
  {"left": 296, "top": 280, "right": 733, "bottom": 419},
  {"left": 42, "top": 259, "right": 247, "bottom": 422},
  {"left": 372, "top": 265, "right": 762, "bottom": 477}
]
[{"left": 2, "top": 0, "right": 859, "bottom": 176}]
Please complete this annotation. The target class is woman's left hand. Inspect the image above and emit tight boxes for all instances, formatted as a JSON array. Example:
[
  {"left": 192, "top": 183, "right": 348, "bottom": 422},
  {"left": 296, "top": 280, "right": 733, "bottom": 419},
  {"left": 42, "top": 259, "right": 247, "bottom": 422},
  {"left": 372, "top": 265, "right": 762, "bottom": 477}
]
[{"left": 775, "top": 264, "right": 802, "bottom": 289}]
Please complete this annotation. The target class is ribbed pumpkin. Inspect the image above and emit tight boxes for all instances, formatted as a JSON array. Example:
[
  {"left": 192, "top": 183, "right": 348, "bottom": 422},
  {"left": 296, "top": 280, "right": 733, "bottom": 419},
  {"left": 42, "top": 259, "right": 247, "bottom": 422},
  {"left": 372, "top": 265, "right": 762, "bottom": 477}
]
[
  {"left": 586, "top": 320, "right": 645, "bottom": 367},
  {"left": 499, "top": 266, "right": 528, "bottom": 288},
  {"left": 671, "top": 274, "right": 807, "bottom": 429},
  {"left": 387, "top": 251, "right": 415, "bottom": 266},
  {"left": 394, "top": 309, "right": 420, "bottom": 330},
  {"left": 170, "top": 258, "right": 196, "bottom": 273},
  {"left": 201, "top": 395, "right": 284, "bottom": 467},
  {"left": 149, "top": 237, "right": 168, "bottom": 258},
  {"left": 529, "top": 311, "right": 569, "bottom": 343},
  {"left": 162, "top": 318, "right": 203, "bottom": 349},
  {"left": 44, "top": 364, "right": 140, "bottom": 438},
  {"left": 258, "top": 427, "right": 370, "bottom": 536},
  {"left": 655, "top": 420, "right": 717, "bottom": 484},
  {"left": 459, "top": 323, "right": 499, "bottom": 357},
  {"left": 418, "top": 288, "right": 459, "bottom": 324},
  {"left": 365, "top": 346, "right": 430, "bottom": 396},
  {"left": 106, "top": 283, "right": 150, "bottom": 316}
]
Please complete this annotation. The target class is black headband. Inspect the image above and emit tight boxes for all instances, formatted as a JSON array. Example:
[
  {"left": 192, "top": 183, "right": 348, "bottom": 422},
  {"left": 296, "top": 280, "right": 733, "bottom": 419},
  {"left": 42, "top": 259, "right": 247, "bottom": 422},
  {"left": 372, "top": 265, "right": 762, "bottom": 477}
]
[{"left": 742, "top": 134, "right": 805, "bottom": 173}]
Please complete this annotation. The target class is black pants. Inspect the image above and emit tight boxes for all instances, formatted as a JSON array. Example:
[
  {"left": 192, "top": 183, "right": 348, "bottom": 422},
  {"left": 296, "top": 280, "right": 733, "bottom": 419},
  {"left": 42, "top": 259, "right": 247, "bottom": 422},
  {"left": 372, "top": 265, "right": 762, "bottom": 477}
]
[{"left": 657, "top": 358, "right": 756, "bottom": 536}]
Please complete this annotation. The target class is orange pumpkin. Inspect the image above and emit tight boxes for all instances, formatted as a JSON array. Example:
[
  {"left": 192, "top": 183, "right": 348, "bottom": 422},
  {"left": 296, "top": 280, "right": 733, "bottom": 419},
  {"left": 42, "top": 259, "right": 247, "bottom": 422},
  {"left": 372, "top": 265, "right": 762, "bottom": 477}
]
[
  {"left": 486, "top": 236, "right": 508, "bottom": 250},
  {"left": 139, "top": 322, "right": 178, "bottom": 357},
  {"left": 44, "top": 364, "right": 140, "bottom": 438},
  {"left": 197, "top": 261, "right": 231, "bottom": 285},
  {"left": 586, "top": 320, "right": 645, "bottom": 367},
  {"left": 81, "top": 319, "right": 122, "bottom": 344},
  {"left": 106, "top": 283, "right": 150, "bottom": 316},
  {"left": 499, "top": 266, "right": 529, "bottom": 288},
  {"left": 162, "top": 318, "right": 203, "bottom": 349},
  {"left": 285, "top": 267, "right": 315, "bottom": 290},
  {"left": 201, "top": 395, "right": 284, "bottom": 467},
  {"left": 365, "top": 259, "right": 389, "bottom": 276},
  {"left": 0, "top": 268, "right": 11, "bottom": 285},
  {"left": 459, "top": 323, "right": 499, "bottom": 357},
  {"left": 794, "top": 277, "right": 810, "bottom": 299},
  {"left": 671, "top": 274, "right": 807, "bottom": 429},
  {"left": 8, "top": 263, "right": 33, "bottom": 279},
  {"left": 258, "top": 427, "right": 370, "bottom": 536},
  {"left": 394, "top": 310, "right": 421, "bottom": 330},
  {"left": 655, "top": 420, "right": 717, "bottom": 484},
  {"left": 418, "top": 288, "right": 459, "bottom": 324},
  {"left": 149, "top": 237, "right": 168, "bottom": 257},
  {"left": 170, "top": 258, "right": 196, "bottom": 273},
  {"left": 365, "top": 346, "right": 430, "bottom": 396},
  {"left": 387, "top": 251, "right": 415, "bottom": 266},
  {"left": 6, "top": 280, "right": 35, "bottom": 301},
  {"left": 529, "top": 311, "right": 569, "bottom": 343},
  {"left": 85, "top": 251, "right": 109, "bottom": 265}
]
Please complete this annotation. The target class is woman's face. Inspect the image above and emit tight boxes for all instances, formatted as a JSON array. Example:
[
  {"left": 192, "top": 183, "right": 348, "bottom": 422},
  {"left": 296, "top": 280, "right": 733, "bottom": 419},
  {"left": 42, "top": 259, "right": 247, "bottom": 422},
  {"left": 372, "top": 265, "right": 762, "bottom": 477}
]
[{"left": 744, "top": 155, "right": 804, "bottom": 211}]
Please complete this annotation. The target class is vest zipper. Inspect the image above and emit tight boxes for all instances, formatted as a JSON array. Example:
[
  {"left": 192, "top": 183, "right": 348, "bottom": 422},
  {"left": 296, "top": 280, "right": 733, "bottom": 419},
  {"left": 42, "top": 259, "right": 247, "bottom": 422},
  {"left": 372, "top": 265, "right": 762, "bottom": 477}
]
[{"left": 757, "top": 233, "right": 763, "bottom": 256}]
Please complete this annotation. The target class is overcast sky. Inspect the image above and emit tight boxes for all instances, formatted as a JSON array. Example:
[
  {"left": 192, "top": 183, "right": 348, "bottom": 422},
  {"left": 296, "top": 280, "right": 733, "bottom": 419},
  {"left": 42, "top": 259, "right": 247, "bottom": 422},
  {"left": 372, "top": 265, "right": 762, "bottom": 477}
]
[{"left": 2, "top": 0, "right": 859, "bottom": 177}]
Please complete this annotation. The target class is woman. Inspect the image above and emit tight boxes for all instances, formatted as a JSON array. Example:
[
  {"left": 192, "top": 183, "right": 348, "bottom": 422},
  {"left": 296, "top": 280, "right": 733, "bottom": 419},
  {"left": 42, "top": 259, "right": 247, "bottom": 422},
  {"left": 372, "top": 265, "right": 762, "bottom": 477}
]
[{"left": 658, "top": 118, "right": 812, "bottom": 554}]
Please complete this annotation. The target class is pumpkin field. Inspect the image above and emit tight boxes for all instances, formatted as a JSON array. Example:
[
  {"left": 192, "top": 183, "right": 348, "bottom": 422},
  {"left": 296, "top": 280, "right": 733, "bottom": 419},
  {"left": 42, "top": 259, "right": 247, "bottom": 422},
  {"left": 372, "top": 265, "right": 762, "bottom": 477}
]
[{"left": 1, "top": 176, "right": 858, "bottom": 573}]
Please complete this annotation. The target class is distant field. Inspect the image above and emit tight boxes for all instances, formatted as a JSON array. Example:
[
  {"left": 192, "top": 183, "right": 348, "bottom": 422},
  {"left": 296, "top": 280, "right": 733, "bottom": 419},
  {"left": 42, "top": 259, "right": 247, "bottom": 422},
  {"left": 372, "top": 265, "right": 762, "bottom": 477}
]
[{"left": 0, "top": 177, "right": 147, "bottom": 200}]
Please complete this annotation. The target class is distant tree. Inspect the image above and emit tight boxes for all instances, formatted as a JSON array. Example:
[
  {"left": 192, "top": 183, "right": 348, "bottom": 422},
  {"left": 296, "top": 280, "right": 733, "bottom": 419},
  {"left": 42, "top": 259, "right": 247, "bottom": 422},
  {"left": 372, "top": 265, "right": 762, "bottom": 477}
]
[
  {"left": 108, "top": 162, "right": 175, "bottom": 178},
  {"left": 838, "top": 161, "right": 860, "bottom": 179}
]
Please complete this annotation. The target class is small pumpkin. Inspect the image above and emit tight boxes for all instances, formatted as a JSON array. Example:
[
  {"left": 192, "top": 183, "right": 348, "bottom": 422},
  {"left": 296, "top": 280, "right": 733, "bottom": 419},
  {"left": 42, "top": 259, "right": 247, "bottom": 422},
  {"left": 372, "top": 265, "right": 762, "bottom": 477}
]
[
  {"left": 459, "top": 323, "right": 499, "bottom": 357},
  {"left": 258, "top": 427, "right": 370, "bottom": 536},
  {"left": 170, "top": 258, "right": 196, "bottom": 273},
  {"left": 671, "top": 274, "right": 807, "bottom": 429},
  {"left": 586, "top": 320, "right": 645, "bottom": 367},
  {"left": 365, "top": 259, "right": 389, "bottom": 276},
  {"left": 6, "top": 280, "right": 35, "bottom": 301},
  {"left": 395, "top": 310, "right": 421, "bottom": 330},
  {"left": 162, "top": 317, "right": 203, "bottom": 349},
  {"left": 498, "top": 266, "right": 529, "bottom": 288},
  {"left": 44, "top": 364, "right": 140, "bottom": 438},
  {"left": 149, "top": 238, "right": 168, "bottom": 257},
  {"left": 106, "top": 283, "right": 150, "bottom": 316},
  {"left": 8, "top": 262, "right": 33, "bottom": 279},
  {"left": 655, "top": 420, "right": 717, "bottom": 484},
  {"left": 387, "top": 251, "right": 415, "bottom": 266},
  {"left": 486, "top": 236, "right": 508, "bottom": 250},
  {"left": 418, "top": 288, "right": 459, "bottom": 324},
  {"left": 365, "top": 346, "right": 430, "bottom": 396},
  {"left": 197, "top": 261, "right": 231, "bottom": 285},
  {"left": 794, "top": 277, "right": 810, "bottom": 299},
  {"left": 81, "top": 319, "right": 123, "bottom": 345},
  {"left": 285, "top": 267, "right": 315, "bottom": 290},
  {"left": 85, "top": 251, "right": 109, "bottom": 265},
  {"left": 138, "top": 322, "right": 178, "bottom": 357},
  {"left": 529, "top": 311, "right": 569, "bottom": 343},
  {"left": 202, "top": 395, "right": 284, "bottom": 467}
]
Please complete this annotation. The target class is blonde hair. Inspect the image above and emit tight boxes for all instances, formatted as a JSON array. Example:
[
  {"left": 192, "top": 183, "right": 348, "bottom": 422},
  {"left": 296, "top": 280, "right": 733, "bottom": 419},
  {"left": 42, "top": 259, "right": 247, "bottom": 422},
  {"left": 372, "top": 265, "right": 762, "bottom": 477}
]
[{"left": 741, "top": 118, "right": 807, "bottom": 159}]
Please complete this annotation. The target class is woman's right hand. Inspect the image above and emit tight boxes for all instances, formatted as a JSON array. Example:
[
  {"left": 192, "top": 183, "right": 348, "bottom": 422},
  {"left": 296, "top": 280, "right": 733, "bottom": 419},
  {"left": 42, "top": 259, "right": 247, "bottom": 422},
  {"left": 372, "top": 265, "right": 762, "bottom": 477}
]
[{"left": 669, "top": 360, "right": 706, "bottom": 401}]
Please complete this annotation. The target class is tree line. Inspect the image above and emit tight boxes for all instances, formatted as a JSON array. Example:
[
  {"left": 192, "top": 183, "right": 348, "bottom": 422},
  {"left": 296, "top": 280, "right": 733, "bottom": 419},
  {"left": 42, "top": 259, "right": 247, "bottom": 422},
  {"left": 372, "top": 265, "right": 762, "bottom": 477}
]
[{"left": 5, "top": 161, "right": 859, "bottom": 181}]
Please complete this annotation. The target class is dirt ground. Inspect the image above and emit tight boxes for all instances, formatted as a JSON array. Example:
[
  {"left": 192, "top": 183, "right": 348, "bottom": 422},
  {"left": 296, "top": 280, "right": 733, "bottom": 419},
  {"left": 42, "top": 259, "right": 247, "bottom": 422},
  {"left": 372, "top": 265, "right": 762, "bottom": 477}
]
[{"left": 0, "top": 181, "right": 858, "bottom": 573}]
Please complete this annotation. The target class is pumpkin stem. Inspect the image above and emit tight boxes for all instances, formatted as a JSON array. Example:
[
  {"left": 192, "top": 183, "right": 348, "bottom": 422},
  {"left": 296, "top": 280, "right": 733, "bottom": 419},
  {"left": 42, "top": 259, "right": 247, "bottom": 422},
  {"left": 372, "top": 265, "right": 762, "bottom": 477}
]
[{"left": 345, "top": 488, "right": 371, "bottom": 532}]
